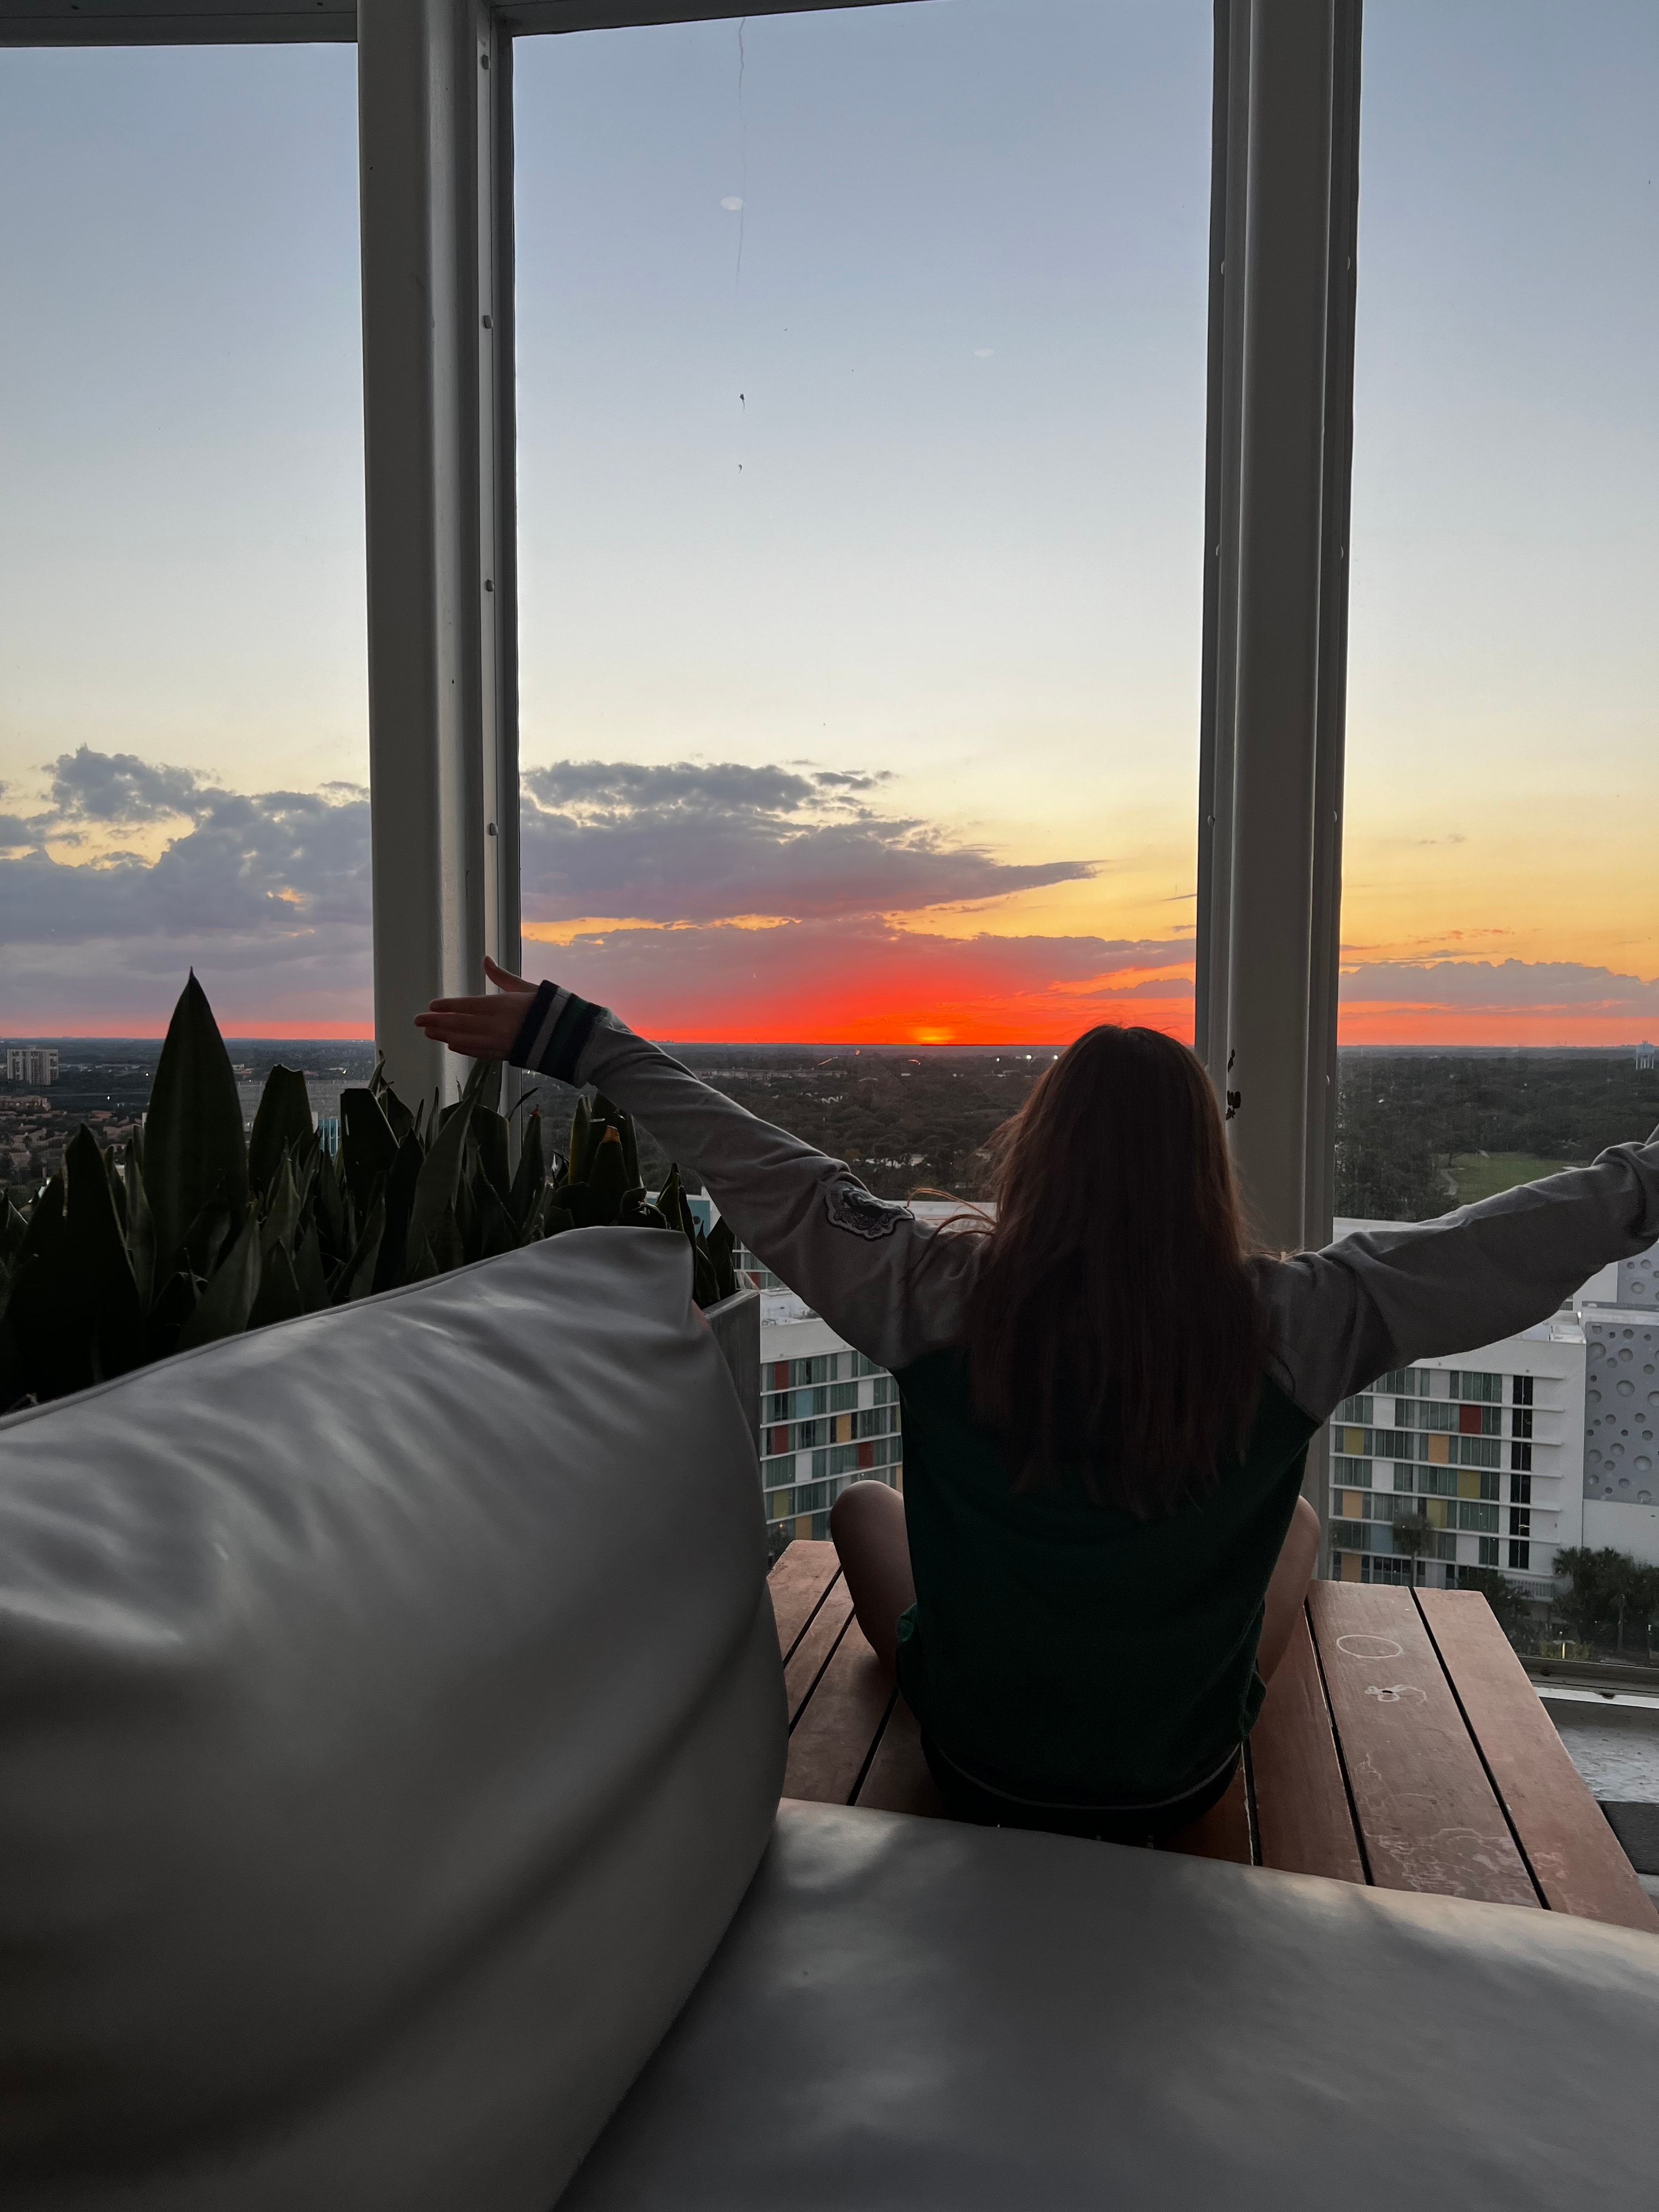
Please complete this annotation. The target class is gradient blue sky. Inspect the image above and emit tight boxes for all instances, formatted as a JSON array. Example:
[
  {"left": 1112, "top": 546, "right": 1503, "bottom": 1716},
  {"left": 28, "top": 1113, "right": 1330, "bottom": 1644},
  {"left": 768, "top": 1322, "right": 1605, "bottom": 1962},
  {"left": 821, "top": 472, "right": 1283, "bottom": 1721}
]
[{"left": 0, "top": 0, "right": 1653, "bottom": 1040}]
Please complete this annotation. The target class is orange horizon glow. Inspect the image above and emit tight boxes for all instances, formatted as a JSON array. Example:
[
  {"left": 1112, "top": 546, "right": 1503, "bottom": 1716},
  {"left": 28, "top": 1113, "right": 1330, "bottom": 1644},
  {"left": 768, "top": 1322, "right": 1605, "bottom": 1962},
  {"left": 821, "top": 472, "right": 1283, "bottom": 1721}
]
[{"left": 15, "top": 989, "right": 1656, "bottom": 1051}]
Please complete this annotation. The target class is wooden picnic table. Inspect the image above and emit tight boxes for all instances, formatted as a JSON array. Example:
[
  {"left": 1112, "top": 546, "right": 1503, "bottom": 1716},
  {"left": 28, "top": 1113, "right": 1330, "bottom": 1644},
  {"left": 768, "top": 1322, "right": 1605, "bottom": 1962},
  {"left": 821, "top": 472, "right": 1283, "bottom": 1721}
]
[{"left": 769, "top": 1540, "right": 1659, "bottom": 1935}]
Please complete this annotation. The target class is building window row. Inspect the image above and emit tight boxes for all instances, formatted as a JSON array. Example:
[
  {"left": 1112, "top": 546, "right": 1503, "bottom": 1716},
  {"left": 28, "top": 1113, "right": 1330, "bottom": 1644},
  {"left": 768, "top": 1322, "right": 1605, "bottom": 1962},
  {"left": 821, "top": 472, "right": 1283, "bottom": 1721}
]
[
  {"left": 1333, "top": 1394, "right": 1530, "bottom": 1439},
  {"left": 1372, "top": 1368, "right": 1506, "bottom": 1404},
  {"left": 1333, "top": 1490, "right": 1502, "bottom": 1534},
  {"left": 764, "top": 1403, "right": 901, "bottom": 1456},
  {"left": 1333, "top": 1425, "right": 1505, "bottom": 1470}
]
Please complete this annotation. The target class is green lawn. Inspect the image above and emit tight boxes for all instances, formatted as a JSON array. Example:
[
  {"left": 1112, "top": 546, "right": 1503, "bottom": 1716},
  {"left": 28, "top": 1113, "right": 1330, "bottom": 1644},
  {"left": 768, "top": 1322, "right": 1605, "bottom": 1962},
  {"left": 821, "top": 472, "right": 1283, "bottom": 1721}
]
[{"left": 1450, "top": 1152, "right": 1585, "bottom": 1205}]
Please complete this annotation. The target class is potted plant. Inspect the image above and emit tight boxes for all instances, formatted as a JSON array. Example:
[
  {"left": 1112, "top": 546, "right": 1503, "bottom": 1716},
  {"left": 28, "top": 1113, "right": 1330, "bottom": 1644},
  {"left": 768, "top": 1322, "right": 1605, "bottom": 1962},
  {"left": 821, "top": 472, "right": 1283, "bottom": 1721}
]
[{"left": 0, "top": 975, "right": 748, "bottom": 1413}]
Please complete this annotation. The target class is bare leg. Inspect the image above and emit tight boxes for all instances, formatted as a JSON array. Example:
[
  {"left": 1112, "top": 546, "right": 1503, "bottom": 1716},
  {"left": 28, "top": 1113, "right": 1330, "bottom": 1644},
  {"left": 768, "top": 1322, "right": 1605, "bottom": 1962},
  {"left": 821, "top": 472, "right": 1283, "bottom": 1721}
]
[
  {"left": 1256, "top": 1494, "right": 1321, "bottom": 1684},
  {"left": 829, "top": 1479, "right": 916, "bottom": 1680}
]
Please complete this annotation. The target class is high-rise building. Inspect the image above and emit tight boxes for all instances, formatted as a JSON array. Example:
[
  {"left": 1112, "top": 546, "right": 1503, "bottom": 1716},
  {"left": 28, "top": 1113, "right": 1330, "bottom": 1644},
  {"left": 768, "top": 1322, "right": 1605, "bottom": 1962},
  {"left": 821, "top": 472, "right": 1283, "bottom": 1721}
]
[{"left": 5, "top": 1047, "right": 59, "bottom": 1085}]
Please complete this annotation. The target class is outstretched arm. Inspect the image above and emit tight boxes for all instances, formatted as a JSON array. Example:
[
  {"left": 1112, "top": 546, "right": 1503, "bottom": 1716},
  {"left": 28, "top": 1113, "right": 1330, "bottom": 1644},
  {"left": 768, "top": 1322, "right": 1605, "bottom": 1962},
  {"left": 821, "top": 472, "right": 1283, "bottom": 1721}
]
[
  {"left": 1260, "top": 1136, "right": 1659, "bottom": 1421},
  {"left": 416, "top": 964, "right": 983, "bottom": 1372}
]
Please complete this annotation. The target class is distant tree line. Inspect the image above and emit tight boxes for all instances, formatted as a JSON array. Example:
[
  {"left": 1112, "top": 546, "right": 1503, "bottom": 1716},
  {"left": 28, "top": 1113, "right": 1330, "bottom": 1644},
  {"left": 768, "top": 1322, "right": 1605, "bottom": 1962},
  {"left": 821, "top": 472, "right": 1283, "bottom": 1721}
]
[
  {"left": 1552, "top": 1547, "right": 1659, "bottom": 1660},
  {"left": 540, "top": 1043, "right": 1658, "bottom": 1222},
  {"left": 1335, "top": 1052, "right": 1659, "bottom": 1221}
]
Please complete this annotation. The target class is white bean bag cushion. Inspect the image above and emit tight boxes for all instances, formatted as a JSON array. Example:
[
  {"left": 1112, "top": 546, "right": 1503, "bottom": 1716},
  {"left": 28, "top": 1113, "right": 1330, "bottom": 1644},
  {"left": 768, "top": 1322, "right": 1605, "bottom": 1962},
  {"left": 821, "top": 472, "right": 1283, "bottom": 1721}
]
[
  {"left": 564, "top": 1798, "right": 1659, "bottom": 2211},
  {"left": 0, "top": 1229, "right": 783, "bottom": 2210}
]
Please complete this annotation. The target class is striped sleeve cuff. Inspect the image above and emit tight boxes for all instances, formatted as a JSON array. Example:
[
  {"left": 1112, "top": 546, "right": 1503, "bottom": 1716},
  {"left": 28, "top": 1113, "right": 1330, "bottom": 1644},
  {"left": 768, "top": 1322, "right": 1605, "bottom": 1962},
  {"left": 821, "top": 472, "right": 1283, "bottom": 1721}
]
[{"left": 508, "top": 981, "right": 606, "bottom": 1083}]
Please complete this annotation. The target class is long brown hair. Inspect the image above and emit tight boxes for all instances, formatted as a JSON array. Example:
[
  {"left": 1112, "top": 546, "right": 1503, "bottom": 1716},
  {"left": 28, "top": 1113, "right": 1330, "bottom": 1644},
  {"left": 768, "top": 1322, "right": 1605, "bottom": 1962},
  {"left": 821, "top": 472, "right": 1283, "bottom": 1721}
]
[{"left": 964, "top": 1025, "right": 1265, "bottom": 1519}]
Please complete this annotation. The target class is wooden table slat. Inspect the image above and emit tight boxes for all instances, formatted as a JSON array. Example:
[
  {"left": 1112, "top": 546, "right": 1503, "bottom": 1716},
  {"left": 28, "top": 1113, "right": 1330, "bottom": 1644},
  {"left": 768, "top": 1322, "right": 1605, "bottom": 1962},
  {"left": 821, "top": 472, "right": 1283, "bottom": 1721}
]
[
  {"left": 782, "top": 1581, "right": 855, "bottom": 1727},
  {"left": 1250, "top": 1606, "right": 1367, "bottom": 1884},
  {"left": 854, "top": 1694, "right": 949, "bottom": 1819},
  {"left": 1160, "top": 1762, "right": 1253, "bottom": 1865},
  {"left": 1308, "top": 1582, "right": 1538, "bottom": 1908},
  {"left": 1415, "top": 1589, "right": 1659, "bottom": 1934},
  {"left": 768, "top": 1539, "right": 844, "bottom": 1664},
  {"left": 783, "top": 1615, "right": 896, "bottom": 1804}
]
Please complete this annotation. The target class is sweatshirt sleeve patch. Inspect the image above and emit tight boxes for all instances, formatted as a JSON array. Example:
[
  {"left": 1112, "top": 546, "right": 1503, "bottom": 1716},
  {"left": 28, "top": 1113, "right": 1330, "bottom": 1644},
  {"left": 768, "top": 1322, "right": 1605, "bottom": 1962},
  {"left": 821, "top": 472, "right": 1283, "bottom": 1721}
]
[{"left": 824, "top": 1181, "right": 915, "bottom": 1240}]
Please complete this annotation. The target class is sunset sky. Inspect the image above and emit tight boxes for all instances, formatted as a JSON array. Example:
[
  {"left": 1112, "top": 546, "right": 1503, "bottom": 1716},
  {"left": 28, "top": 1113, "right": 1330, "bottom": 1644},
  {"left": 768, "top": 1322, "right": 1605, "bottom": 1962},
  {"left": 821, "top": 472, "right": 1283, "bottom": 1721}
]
[{"left": 1, "top": 0, "right": 1654, "bottom": 1046}]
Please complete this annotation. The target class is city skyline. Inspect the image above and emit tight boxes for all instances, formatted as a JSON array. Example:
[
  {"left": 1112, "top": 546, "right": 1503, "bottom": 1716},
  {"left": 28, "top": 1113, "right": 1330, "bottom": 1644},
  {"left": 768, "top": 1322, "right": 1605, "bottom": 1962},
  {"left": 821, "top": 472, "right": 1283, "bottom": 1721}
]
[{"left": 1, "top": 2, "right": 1655, "bottom": 1046}]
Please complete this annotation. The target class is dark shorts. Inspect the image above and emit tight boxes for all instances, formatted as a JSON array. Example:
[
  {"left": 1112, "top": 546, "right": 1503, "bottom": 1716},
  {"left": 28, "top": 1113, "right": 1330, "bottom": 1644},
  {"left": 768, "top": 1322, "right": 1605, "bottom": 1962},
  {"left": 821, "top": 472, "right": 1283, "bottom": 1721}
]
[{"left": 920, "top": 1733, "right": 1242, "bottom": 1847}]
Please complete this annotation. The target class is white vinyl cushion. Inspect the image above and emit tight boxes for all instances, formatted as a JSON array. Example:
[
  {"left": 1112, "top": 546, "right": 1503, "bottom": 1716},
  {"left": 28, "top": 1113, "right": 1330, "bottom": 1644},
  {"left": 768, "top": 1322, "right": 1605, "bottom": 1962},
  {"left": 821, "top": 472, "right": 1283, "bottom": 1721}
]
[
  {"left": 0, "top": 1229, "right": 785, "bottom": 2210},
  {"left": 565, "top": 1799, "right": 1659, "bottom": 2211}
]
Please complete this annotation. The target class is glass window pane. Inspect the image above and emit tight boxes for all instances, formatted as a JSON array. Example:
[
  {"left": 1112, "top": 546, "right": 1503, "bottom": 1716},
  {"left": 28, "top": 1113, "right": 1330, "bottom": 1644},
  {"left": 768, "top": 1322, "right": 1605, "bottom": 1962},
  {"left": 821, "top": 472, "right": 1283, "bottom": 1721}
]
[
  {"left": 1338, "top": 1, "right": 1659, "bottom": 1223},
  {"left": 512, "top": 0, "right": 1211, "bottom": 1181},
  {"left": 0, "top": 47, "right": 367, "bottom": 1073}
]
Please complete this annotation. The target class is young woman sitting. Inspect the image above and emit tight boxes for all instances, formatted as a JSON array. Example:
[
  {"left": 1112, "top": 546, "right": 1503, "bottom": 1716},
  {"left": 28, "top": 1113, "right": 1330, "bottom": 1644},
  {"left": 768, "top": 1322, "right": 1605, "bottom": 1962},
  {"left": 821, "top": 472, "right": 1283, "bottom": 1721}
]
[{"left": 417, "top": 962, "right": 1659, "bottom": 1845}]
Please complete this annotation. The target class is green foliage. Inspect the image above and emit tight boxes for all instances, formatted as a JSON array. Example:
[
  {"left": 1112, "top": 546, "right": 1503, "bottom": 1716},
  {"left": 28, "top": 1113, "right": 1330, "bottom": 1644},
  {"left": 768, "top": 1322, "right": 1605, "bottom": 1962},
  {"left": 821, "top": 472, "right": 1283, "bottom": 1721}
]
[
  {"left": 1335, "top": 1049, "right": 1659, "bottom": 1223},
  {"left": 1454, "top": 1565, "right": 1538, "bottom": 1645},
  {"left": 1391, "top": 1511, "right": 1434, "bottom": 1561},
  {"left": 1553, "top": 1546, "right": 1659, "bottom": 1655},
  {"left": 0, "top": 977, "right": 741, "bottom": 1413}
]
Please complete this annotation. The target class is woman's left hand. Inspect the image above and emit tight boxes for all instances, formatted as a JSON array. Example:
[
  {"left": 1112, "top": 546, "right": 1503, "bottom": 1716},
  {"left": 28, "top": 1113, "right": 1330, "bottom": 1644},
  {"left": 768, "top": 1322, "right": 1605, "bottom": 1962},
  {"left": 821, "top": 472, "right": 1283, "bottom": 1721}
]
[{"left": 414, "top": 955, "right": 537, "bottom": 1060}]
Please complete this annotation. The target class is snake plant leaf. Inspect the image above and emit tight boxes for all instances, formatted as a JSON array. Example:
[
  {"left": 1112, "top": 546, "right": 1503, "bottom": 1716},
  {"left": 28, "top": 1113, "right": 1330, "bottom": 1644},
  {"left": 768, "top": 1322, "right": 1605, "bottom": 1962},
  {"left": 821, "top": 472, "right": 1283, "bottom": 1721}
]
[
  {"left": 261, "top": 1153, "right": 303, "bottom": 1262},
  {"left": 7, "top": 1172, "right": 63, "bottom": 1286},
  {"left": 101, "top": 1142, "right": 128, "bottom": 1237},
  {"left": 616, "top": 1107, "right": 640, "bottom": 1191},
  {"left": 180, "top": 1184, "right": 235, "bottom": 1283},
  {"left": 460, "top": 1054, "right": 503, "bottom": 1116},
  {"left": 63, "top": 1127, "right": 144, "bottom": 1379},
  {"left": 656, "top": 1164, "right": 686, "bottom": 1234},
  {"left": 420, "top": 1200, "right": 466, "bottom": 1282},
  {"left": 707, "top": 1216, "right": 739, "bottom": 1303},
  {"left": 335, "top": 1195, "right": 385, "bottom": 1304},
  {"left": 313, "top": 1145, "right": 348, "bottom": 1259},
  {"left": 589, "top": 1126, "right": 628, "bottom": 1202},
  {"left": 144, "top": 1268, "right": 199, "bottom": 1364},
  {"left": 371, "top": 1060, "right": 415, "bottom": 1145},
  {"left": 341, "top": 1088, "right": 399, "bottom": 1220},
  {"left": 174, "top": 1210, "right": 261, "bottom": 1353},
  {"left": 293, "top": 1222, "right": 331, "bottom": 1313},
  {"left": 402, "top": 1235, "right": 441, "bottom": 1285},
  {"left": 0, "top": 1197, "right": 27, "bottom": 1263},
  {"left": 473, "top": 1177, "right": 520, "bottom": 1261},
  {"left": 0, "top": 1177, "right": 91, "bottom": 1402},
  {"left": 403, "top": 1197, "right": 465, "bottom": 1286},
  {"left": 121, "top": 1144, "right": 155, "bottom": 1307},
  {"left": 691, "top": 1241, "right": 721, "bottom": 1311},
  {"left": 508, "top": 1110, "right": 545, "bottom": 1227},
  {"left": 404, "top": 1093, "right": 476, "bottom": 1274},
  {"left": 373, "top": 1132, "right": 426, "bottom": 1292},
  {"left": 455, "top": 1172, "right": 479, "bottom": 1264},
  {"left": 247, "top": 1240, "right": 305, "bottom": 1331},
  {"left": 568, "top": 1096, "right": 596, "bottom": 1185},
  {"left": 472, "top": 1109, "right": 512, "bottom": 1209},
  {"left": 249, "top": 1066, "right": 314, "bottom": 1198},
  {"left": 143, "top": 973, "right": 247, "bottom": 1276}
]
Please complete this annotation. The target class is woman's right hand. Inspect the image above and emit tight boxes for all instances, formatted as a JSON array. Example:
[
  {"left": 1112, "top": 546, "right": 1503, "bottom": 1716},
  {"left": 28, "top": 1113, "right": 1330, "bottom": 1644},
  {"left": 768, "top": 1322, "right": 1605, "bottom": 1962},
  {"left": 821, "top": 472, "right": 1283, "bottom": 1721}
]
[{"left": 414, "top": 955, "right": 538, "bottom": 1062}]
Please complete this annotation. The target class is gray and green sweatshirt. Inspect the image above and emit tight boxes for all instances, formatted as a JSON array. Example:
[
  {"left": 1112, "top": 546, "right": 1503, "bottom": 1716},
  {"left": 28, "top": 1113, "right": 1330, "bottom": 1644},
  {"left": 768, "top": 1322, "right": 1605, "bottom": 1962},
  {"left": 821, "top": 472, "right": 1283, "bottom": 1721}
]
[{"left": 512, "top": 983, "right": 1659, "bottom": 1801}]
